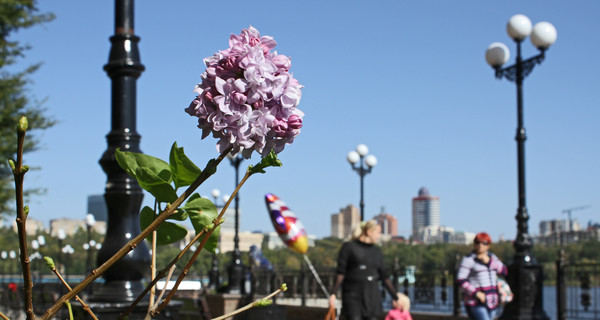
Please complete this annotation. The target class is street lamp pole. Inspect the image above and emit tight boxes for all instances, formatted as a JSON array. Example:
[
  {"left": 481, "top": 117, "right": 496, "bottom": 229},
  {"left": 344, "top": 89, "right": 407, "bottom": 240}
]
[
  {"left": 227, "top": 153, "right": 244, "bottom": 293},
  {"left": 85, "top": 213, "right": 96, "bottom": 276},
  {"left": 486, "top": 14, "right": 557, "bottom": 320},
  {"left": 347, "top": 144, "right": 377, "bottom": 222}
]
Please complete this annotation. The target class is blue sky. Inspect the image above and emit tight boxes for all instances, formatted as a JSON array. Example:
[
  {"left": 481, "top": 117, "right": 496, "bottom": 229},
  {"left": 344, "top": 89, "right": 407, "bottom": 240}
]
[{"left": 9, "top": 1, "right": 599, "bottom": 242}]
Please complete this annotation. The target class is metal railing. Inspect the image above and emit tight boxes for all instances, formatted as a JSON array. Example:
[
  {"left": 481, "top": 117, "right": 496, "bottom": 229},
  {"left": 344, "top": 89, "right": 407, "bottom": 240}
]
[{"left": 556, "top": 251, "right": 600, "bottom": 320}]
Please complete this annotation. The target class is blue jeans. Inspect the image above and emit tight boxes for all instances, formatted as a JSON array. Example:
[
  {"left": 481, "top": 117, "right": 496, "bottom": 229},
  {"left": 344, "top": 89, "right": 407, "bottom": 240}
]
[{"left": 466, "top": 305, "right": 496, "bottom": 320}]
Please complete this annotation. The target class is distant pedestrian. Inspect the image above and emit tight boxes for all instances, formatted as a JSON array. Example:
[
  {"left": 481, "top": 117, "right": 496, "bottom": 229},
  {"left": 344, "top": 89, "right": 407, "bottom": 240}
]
[
  {"left": 328, "top": 220, "right": 400, "bottom": 320},
  {"left": 384, "top": 292, "right": 412, "bottom": 320},
  {"left": 456, "top": 232, "right": 508, "bottom": 320}
]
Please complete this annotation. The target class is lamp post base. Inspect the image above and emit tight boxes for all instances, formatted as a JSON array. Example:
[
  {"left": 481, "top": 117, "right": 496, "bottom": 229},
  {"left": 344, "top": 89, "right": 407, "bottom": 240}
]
[
  {"left": 227, "top": 262, "right": 245, "bottom": 294},
  {"left": 500, "top": 262, "right": 549, "bottom": 320}
]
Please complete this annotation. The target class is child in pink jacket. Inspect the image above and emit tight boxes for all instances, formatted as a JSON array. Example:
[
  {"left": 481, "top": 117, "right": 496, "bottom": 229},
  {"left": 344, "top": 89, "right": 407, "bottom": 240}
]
[{"left": 385, "top": 293, "right": 413, "bottom": 320}]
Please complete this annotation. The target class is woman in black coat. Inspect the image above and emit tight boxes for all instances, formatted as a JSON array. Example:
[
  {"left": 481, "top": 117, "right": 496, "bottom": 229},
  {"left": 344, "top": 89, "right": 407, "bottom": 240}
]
[{"left": 328, "top": 220, "right": 400, "bottom": 320}]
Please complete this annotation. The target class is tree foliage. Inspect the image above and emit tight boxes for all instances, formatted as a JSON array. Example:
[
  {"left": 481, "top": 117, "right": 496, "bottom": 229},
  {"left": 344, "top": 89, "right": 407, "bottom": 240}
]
[{"left": 0, "top": 0, "right": 56, "bottom": 217}]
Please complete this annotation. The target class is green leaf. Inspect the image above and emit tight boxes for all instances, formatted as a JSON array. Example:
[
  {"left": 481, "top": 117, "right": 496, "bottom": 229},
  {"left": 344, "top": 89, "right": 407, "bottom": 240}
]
[
  {"left": 184, "top": 195, "right": 221, "bottom": 253},
  {"left": 169, "top": 142, "right": 202, "bottom": 189},
  {"left": 248, "top": 150, "right": 283, "bottom": 174},
  {"left": 115, "top": 149, "right": 177, "bottom": 203},
  {"left": 140, "top": 206, "right": 188, "bottom": 245},
  {"left": 136, "top": 167, "right": 178, "bottom": 203}
]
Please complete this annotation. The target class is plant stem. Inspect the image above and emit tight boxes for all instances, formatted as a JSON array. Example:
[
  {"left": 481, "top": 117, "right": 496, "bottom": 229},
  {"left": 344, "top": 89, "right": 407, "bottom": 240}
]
[
  {"left": 150, "top": 170, "right": 253, "bottom": 317},
  {"left": 39, "top": 148, "right": 232, "bottom": 320},
  {"left": 211, "top": 284, "right": 287, "bottom": 320},
  {"left": 51, "top": 265, "right": 98, "bottom": 320},
  {"left": 118, "top": 224, "right": 213, "bottom": 319},
  {"left": 12, "top": 122, "right": 35, "bottom": 320}
]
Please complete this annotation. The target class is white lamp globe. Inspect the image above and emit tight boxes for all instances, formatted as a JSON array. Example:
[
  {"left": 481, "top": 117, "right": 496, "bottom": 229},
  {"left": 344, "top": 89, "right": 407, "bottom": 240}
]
[
  {"left": 9, "top": 250, "right": 16, "bottom": 259},
  {"left": 1, "top": 251, "right": 6, "bottom": 259},
  {"left": 531, "top": 21, "right": 557, "bottom": 49},
  {"left": 486, "top": 42, "right": 510, "bottom": 67},
  {"left": 365, "top": 155, "right": 378, "bottom": 167},
  {"left": 347, "top": 151, "right": 360, "bottom": 164},
  {"left": 37, "top": 235, "right": 46, "bottom": 246},
  {"left": 58, "top": 229, "right": 66, "bottom": 240},
  {"left": 507, "top": 14, "right": 532, "bottom": 41},
  {"left": 211, "top": 189, "right": 221, "bottom": 199},
  {"left": 355, "top": 144, "right": 369, "bottom": 157},
  {"left": 86, "top": 213, "right": 96, "bottom": 227}
]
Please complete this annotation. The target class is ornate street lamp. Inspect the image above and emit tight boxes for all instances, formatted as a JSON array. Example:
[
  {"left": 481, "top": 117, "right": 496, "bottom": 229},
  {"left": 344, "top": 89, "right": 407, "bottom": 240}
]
[
  {"left": 208, "top": 189, "right": 229, "bottom": 290},
  {"left": 8, "top": 250, "right": 16, "bottom": 282},
  {"left": 57, "top": 229, "right": 66, "bottom": 274},
  {"left": 85, "top": 213, "right": 96, "bottom": 276},
  {"left": 347, "top": 144, "right": 377, "bottom": 221},
  {"left": 1, "top": 251, "right": 6, "bottom": 283},
  {"left": 486, "top": 14, "right": 556, "bottom": 320},
  {"left": 226, "top": 153, "right": 244, "bottom": 294},
  {"left": 61, "top": 244, "right": 74, "bottom": 283}
]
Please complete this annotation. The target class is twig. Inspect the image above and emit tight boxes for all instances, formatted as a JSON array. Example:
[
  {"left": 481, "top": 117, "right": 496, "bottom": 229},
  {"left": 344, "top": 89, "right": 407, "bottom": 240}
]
[
  {"left": 45, "top": 257, "right": 98, "bottom": 320},
  {"left": 154, "top": 265, "right": 176, "bottom": 306},
  {"left": 0, "top": 311, "right": 9, "bottom": 320},
  {"left": 211, "top": 284, "right": 288, "bottom": 320},
  {"left": 118, "top": 227, "right": 213, "bottom": 319},
  {"left": 39, "top": 147, "right": 232, "bottom": 320},
  {"left": 149, "top": 170, "right": 254, "bottom": 317},
  {"left": 10, "top": 117, "right": 35, "bottom": 320}
]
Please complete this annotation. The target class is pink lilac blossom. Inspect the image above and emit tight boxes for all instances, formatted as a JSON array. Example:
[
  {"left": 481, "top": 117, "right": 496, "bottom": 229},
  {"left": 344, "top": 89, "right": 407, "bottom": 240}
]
[{"left": 185, "top": 26, "right": 304, "bottom": 159}]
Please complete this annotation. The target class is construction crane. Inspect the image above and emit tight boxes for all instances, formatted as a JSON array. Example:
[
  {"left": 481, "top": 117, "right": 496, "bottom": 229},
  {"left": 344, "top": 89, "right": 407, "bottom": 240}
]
[{"left": 561, "top": 205, "right": 591, "bottom": 231}]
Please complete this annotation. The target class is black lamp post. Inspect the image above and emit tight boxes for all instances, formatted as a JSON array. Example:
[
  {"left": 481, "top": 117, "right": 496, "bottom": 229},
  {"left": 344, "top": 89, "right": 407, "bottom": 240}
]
[
  {"left": 208, "top": 189, "right": 228, "bottom": 290},
  {"left": 9, "top": 250, "right": 16, "bottom": 282},
  {"left": 61, "top": 244, "right": 74, "bottom": 283},
  {"left": 346, "top": 144, "right": 377, "bottom": 222},
  {"left": 95, "top": 0, "right": 151, "bottom": 303},
  {"left": 57, "top": 229, "right": 66, "bottom": 274},
  {"left": 85, "top": 213, "right": 96, "bottom": 276},
  {"left": 226, "top": 153, "right": 244, "bottom": 294},
  {"left": 486, "top": 14, "right": 557, "bottom": 320},
  {"left": 1, "top": 251, "right": 6, "bottom": 284}
]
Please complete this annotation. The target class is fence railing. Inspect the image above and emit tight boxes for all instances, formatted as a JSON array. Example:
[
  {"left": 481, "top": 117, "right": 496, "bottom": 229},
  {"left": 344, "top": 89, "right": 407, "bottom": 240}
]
[{"left": 556, "top": 250, "right": 600, "bottom": 320}]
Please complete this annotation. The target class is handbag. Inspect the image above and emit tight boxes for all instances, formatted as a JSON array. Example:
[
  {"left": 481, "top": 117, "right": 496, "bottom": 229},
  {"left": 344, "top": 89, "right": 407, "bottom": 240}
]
[
  {"left": 497, "top": 278, "right": 513, "bottom": 304},
  {"left": 323, "top": 305, "right": 336, "bottom": 320}
]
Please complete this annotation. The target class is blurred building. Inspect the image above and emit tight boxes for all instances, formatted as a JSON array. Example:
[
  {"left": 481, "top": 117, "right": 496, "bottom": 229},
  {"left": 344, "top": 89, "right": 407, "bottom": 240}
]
[
  {"left": 87, "top": 194, "right": 108, "bottom": 222},
  {"left": 331, "top": 204, "right": 360, "bottom": 239},
  {"left": 373, "top": 211, "right": 398, "bottom": 237},
  {"left": 536, "top": 218, "right": 597, "bottom": 246},
  {"left": 412, "top": 187, "right": 440, "bottom": 241},
  {"left": 219, "top": 231, "right": 264, "bottom": 253},
  {"left": 12, "top": 218, "right": 45, "bottom": 235},
  {"left": 49, "top": 218, "right": 106, "bottom": 236}
]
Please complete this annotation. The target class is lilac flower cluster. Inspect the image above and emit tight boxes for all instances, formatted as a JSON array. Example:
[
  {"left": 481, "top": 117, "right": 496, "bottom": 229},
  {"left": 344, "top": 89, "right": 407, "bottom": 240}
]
[{"left": 186, "top": 26, "right": 304, "bottom": 158}]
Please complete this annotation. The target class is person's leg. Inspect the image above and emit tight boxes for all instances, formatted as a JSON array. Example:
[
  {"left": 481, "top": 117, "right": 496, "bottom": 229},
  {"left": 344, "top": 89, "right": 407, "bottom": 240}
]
[
  {"left": 343, "top": 315, "right": 363, "bottom": 320},
  {"left": 465, "top": 305, "right": 493, "bottom": 320},
  {"left": 488, "top": 308, "right": 497, "bottom": 320}
]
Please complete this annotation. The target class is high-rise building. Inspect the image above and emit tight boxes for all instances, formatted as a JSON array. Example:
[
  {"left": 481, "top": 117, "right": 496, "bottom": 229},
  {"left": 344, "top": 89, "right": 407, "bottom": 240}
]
[
  {"left": 87, "top": 194, "right": 108, "bottom": 222},
  {"left": 373, "top": 211, "right": 398, "bottom": 236},
  {"left": 412, "top": 187, "right": 440, "bottom": 241},
  {"left": 331, "top": 204, "right": 361, "bottom": 239}
]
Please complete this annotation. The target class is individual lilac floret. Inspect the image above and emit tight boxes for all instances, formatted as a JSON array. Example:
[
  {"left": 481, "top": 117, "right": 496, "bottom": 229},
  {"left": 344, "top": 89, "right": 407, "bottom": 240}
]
[{"left": 186, "top": 26, "right": 304, "bottom": 159}]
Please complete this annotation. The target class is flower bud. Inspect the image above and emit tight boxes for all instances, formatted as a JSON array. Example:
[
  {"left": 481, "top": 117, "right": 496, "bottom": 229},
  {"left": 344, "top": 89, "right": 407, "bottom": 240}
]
[
  {"left": 21, "top": 165, "right": 29, "bottom": 174},
  {"left": 8, "top": 159, "right": 16, "bottom": 172},
  {"left": 17, "top": 116, "right": 28, "bottom": 133},
  {"left": 44, "top": 257, "right": 55, "bottom": 270}
]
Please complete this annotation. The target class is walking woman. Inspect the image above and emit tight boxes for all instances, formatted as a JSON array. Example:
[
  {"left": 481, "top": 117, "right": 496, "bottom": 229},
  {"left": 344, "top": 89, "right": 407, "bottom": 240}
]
[
  {"left": 328, "top": 220, "right": 400, "bottom": 320},
  {"left": 456, "top": 232, "right": 508, "bottom": 320}
]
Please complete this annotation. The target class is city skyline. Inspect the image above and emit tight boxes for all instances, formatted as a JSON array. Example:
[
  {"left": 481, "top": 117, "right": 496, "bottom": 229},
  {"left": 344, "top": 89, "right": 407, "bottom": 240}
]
[{"left": 5, "top": 1, "right": 599, "bottom": 242}]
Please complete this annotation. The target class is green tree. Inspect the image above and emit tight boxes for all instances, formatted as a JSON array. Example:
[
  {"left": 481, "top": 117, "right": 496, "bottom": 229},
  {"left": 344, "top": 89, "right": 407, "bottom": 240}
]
[{"left": 0, "top": 0, "right": 56, "bottom": 217}]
